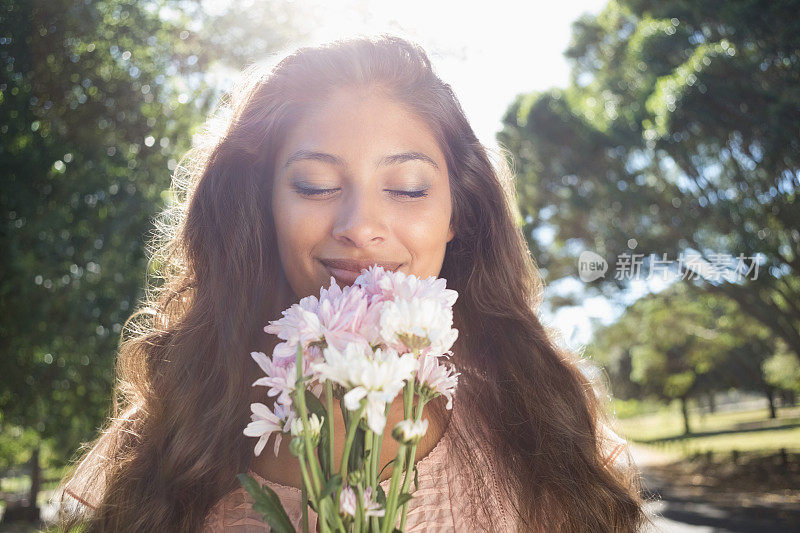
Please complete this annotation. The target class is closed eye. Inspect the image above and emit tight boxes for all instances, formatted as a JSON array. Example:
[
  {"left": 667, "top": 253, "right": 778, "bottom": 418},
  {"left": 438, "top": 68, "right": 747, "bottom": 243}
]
[
  {"left": 388, "top": 189, "right": 429, "bottom": 199},
  {"left": 292, "top": 185, "right": 429, "bottom": 199},
  {"left": 292, "top": 185, "right": 338, "bottom": 197}
]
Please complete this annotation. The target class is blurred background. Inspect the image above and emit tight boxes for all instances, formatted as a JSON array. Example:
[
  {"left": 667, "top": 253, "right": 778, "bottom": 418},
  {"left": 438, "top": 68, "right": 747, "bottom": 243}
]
[{"left": 1, "top": 0, "right": 798, "bottom": 531}]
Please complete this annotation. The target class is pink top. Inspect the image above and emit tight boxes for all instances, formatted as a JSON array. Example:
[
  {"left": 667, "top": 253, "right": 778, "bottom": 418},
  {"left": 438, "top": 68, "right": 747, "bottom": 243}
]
[
  {"left": 202, "top": 394, "right": 628, "bottom": 532},
  {"left": 203, "top": 393, "right": 523, "bottom": 532}
]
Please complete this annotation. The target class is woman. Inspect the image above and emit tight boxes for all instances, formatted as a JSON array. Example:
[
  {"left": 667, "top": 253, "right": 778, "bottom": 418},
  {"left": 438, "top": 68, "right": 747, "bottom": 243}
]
[{"left": 61, "top": 35, "right": 647, "bottom": 531}]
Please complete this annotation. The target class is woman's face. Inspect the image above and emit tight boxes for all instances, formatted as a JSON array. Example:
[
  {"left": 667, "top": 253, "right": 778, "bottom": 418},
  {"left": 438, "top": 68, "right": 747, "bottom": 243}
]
[{"left": 272, "top": 88, "right": 455, "bottom": 300}]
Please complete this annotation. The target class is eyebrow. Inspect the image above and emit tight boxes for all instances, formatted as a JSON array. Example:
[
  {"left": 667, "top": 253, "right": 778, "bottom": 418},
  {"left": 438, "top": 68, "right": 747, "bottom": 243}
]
[{"left": 283, "top": 149, "right": 440, "bottom": 171}]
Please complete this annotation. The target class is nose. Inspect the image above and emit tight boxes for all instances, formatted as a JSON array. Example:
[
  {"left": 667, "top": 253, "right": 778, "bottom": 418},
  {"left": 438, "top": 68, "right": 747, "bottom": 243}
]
[{"left": 331, "top": 187, "right": 387, "bottom": 248}]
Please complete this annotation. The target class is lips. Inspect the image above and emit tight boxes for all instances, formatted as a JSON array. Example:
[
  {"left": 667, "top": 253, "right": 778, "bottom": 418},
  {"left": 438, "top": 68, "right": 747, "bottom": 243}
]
[{"left": 320, "top": 258, "right": 402, "bottom": 286}]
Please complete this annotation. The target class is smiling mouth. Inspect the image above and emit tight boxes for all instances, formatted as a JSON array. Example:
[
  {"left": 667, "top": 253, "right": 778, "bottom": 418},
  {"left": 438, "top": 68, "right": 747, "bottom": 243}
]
[{"left": 319, "top": 259, "right": 402, "bottom": 286}]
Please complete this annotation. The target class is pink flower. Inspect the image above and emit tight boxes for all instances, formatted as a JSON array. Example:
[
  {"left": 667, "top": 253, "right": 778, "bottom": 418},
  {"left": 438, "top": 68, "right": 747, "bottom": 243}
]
[
  {"left": 316, "top": 280, "right": 379, "bottom": 349},
  {"left": 415, "top": 350, "right": 460, "bottom": 409},
  {"left": 251, "top": 351, "right": 323, "bottom": 407},
  {"left": 338, "top": 485, "right": 385, "bottom": 518},
  {"left": 271, "top": 341, "right": 324, "bottom": 369},
  {"left": 360, "top": 486, "right": 386, "bottom": 517},
  {"left": 357, "top": 265, "right": 458, "bottom": 309},
  {"left": 264, "top": 294, "right": 324, "bottom": 349},
  {"left": 338, "top": 485, "right": 357, "bottom": 517},
  {"left": 247, "top": 264, "right": 461, "bottom": 466},
  {"left": 354, "top": 265, "right": 393, "bottom": 302}
]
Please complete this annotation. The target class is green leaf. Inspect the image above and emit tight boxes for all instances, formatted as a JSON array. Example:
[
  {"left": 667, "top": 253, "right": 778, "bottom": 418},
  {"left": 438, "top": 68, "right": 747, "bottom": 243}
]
[
  {"left": 237, "top": 473, "right": 297, "bottom": 533},
  {"left": 413, "top": 464, "right": 419, "bottom": 490},
  {"left": 397, "top": 492, "right": 413, "bottom": 506},
  {"left": 348, "top": 425, "right": 366, "bottom": 473},
  {"left": 319, "top": 474, "right": 343, "bottom": 500},
  {"left": 375, "top": 484, "right": 387, "bottom": 506}
]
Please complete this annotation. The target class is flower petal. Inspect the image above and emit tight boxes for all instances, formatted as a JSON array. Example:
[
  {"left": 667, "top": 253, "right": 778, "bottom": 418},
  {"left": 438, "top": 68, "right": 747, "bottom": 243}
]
[{"left": 344, "top": 386, "right": 368, "bottom": 411}]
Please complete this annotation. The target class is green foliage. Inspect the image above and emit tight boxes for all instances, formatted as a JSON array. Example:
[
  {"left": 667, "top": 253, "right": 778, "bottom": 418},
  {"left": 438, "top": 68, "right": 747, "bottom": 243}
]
[
  {"left": 591, "top": 281, "right": 787, "bottom": 404},
  {"left": 375, "top": 484, "right": 386, "bottom": 506},
  {"left": 1, "top": 0, "right": 207, "bottom": 463},
  {"left": 500, "top": 0, "right": 800, "bottom": 367},
  {"left": 763, "top": 348, "right": 800, "bottom": 392},
  {"left": 0, "top": 0, "right": 300, "bottom": 473},
  {"left": 319, "top": 474, "right": 342, "bottom": 500},
  {"left": 0, "top": 425, "right": 39, "bottom": 472}
]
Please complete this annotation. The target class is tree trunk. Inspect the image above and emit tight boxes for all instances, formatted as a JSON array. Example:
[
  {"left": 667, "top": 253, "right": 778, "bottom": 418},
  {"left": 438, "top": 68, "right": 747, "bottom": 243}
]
[
  {"left": 680, "top": 397, "right": 691, "bottom": 435},
  {"left": 28, "top": 445, "right": 41, "bottom": 516},
  {"left": 707, "top": 392, "right": 716, "bottom": 413},
  {"left": 766, "top": 387, "right": 777, "bottom": 419}
]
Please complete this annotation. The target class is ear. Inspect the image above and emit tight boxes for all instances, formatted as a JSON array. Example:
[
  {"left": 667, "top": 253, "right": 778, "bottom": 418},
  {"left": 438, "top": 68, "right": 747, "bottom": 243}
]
[{"left": 446, "top": 224, "right": 455, "bottom": 243}]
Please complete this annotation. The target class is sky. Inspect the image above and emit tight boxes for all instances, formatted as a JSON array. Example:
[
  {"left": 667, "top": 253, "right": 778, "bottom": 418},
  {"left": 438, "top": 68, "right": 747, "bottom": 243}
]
[
  {"left": 264, "top": 0, "right": 609, "bottom": 151},
  {"left": 207, "top": 0, "right": 623, "bottom": 351}
]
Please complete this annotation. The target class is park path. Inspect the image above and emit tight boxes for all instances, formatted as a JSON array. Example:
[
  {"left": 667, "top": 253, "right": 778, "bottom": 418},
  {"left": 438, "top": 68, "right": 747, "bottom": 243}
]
[{"left": 631, "top": 444, "right": 799, "bottom": 532}]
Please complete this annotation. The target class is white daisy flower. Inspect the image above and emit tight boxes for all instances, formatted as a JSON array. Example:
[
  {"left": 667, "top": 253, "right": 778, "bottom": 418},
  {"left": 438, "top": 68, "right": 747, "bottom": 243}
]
[
  {"left": 243, "top": 402, "right": 286, "bottom": 457},
  {"left": 313, "top": 343, "right": 418, "bottom": 434},
  {"left": 379, "top": 297, "right": 458, "bottom": 355}
]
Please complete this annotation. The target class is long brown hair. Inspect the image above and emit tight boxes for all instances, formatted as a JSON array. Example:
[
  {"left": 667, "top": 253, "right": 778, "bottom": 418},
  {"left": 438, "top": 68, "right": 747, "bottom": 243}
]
[{"left": 60, "top": 34, "right": 646, "bottom": 532}]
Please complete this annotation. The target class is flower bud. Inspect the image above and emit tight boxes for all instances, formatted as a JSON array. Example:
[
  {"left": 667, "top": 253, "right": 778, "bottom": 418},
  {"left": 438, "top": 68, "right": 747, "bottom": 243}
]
[
  {"left": 291, "top": 413, "right": 324, "bottom": 446},
  {"left": 289, "top": 436, "right": 305, "bottom": 457},
  {"left": 347, "top": 470, "right": 364, "bottom": 486},
  {"left": 391, "top": 418, "right": 429, "bottom": 445}
]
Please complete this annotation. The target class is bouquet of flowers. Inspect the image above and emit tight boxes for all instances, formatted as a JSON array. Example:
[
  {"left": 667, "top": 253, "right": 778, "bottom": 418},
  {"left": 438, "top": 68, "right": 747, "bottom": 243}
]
[{"left": 238, "top": 265, "right": 461, "bottom": 533}]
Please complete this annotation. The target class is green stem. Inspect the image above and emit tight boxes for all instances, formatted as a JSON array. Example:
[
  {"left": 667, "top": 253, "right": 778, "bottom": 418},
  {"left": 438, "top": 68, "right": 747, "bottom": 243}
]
[
  {"left": 326, "top": 381, "right": 335, "bottom": 477},
  {"left": 371, "top": 432, "right": 380, "bottom": 488},
  {"left": 403, "top": 380, "right": 413, "bottom": 419},
  {"left": 300, "top": 455, "right": 347, "bottom": 533},
  {"left": 340, "top": 401, "right": 368, "bottom": 481},
  {"left": 322, "top": 497, "right": 348, "bottom": 533},
  {"left": 364, "top": 429, "right": 374, "bottom": 485},
  {"left": 369, "top": 426, "right": 383, "bottom": 532},
  {"left": 294, "top": 344, "right": 326, "bottom": 525},
  {"left": 298, "top": 455, "right": 317, "bottom": 510},
  {"left": 398, "top": 396, "right": 428, "bottom": 530},
  {"left": 301, "top": 477, "right": 310, "bottom": 533},
  {"left": 373, "top": 402, "right": 391, "bottom": 487},
  {"left": 380, "top": 443, "right": 407, "bottom": 533},
  {"left": 355, "top": 483, "right": 365, "bottom": 533}
]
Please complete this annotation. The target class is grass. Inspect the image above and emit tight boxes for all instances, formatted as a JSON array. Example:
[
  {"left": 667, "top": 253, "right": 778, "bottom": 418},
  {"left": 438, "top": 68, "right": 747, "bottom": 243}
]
[
  {"left": 1, "top": 467, "right": 66, "bottom": 497},
  {"left": 616, "top": 405, "right": 800, "bottom": 456}
]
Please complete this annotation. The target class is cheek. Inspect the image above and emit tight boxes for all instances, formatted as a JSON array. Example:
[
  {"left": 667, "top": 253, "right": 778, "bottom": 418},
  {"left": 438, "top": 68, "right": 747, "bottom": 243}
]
[
  {"left": 393, "top": 202, "right": 452, "bottom": 256},
  {"left": 272, "top": 191, "right": 327, "bottom": 266}
]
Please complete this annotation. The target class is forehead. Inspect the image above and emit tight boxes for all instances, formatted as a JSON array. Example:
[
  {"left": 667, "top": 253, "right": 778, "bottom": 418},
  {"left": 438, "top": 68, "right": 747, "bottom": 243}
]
[{"left": 275, "top": 90, "right": 447, "bottom": 171}]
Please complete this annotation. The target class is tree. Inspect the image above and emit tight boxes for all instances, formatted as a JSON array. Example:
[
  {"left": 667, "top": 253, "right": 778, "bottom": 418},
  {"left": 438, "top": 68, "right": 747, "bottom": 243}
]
[
  {"left": 499, "top": 0, "right": 800, "bottom": 364},
  {"left": 0, "top": 0, "right": 299, "bottom": 517},
  {"left": 590, "top": 281, "right": 793, "bottom": 432}
]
